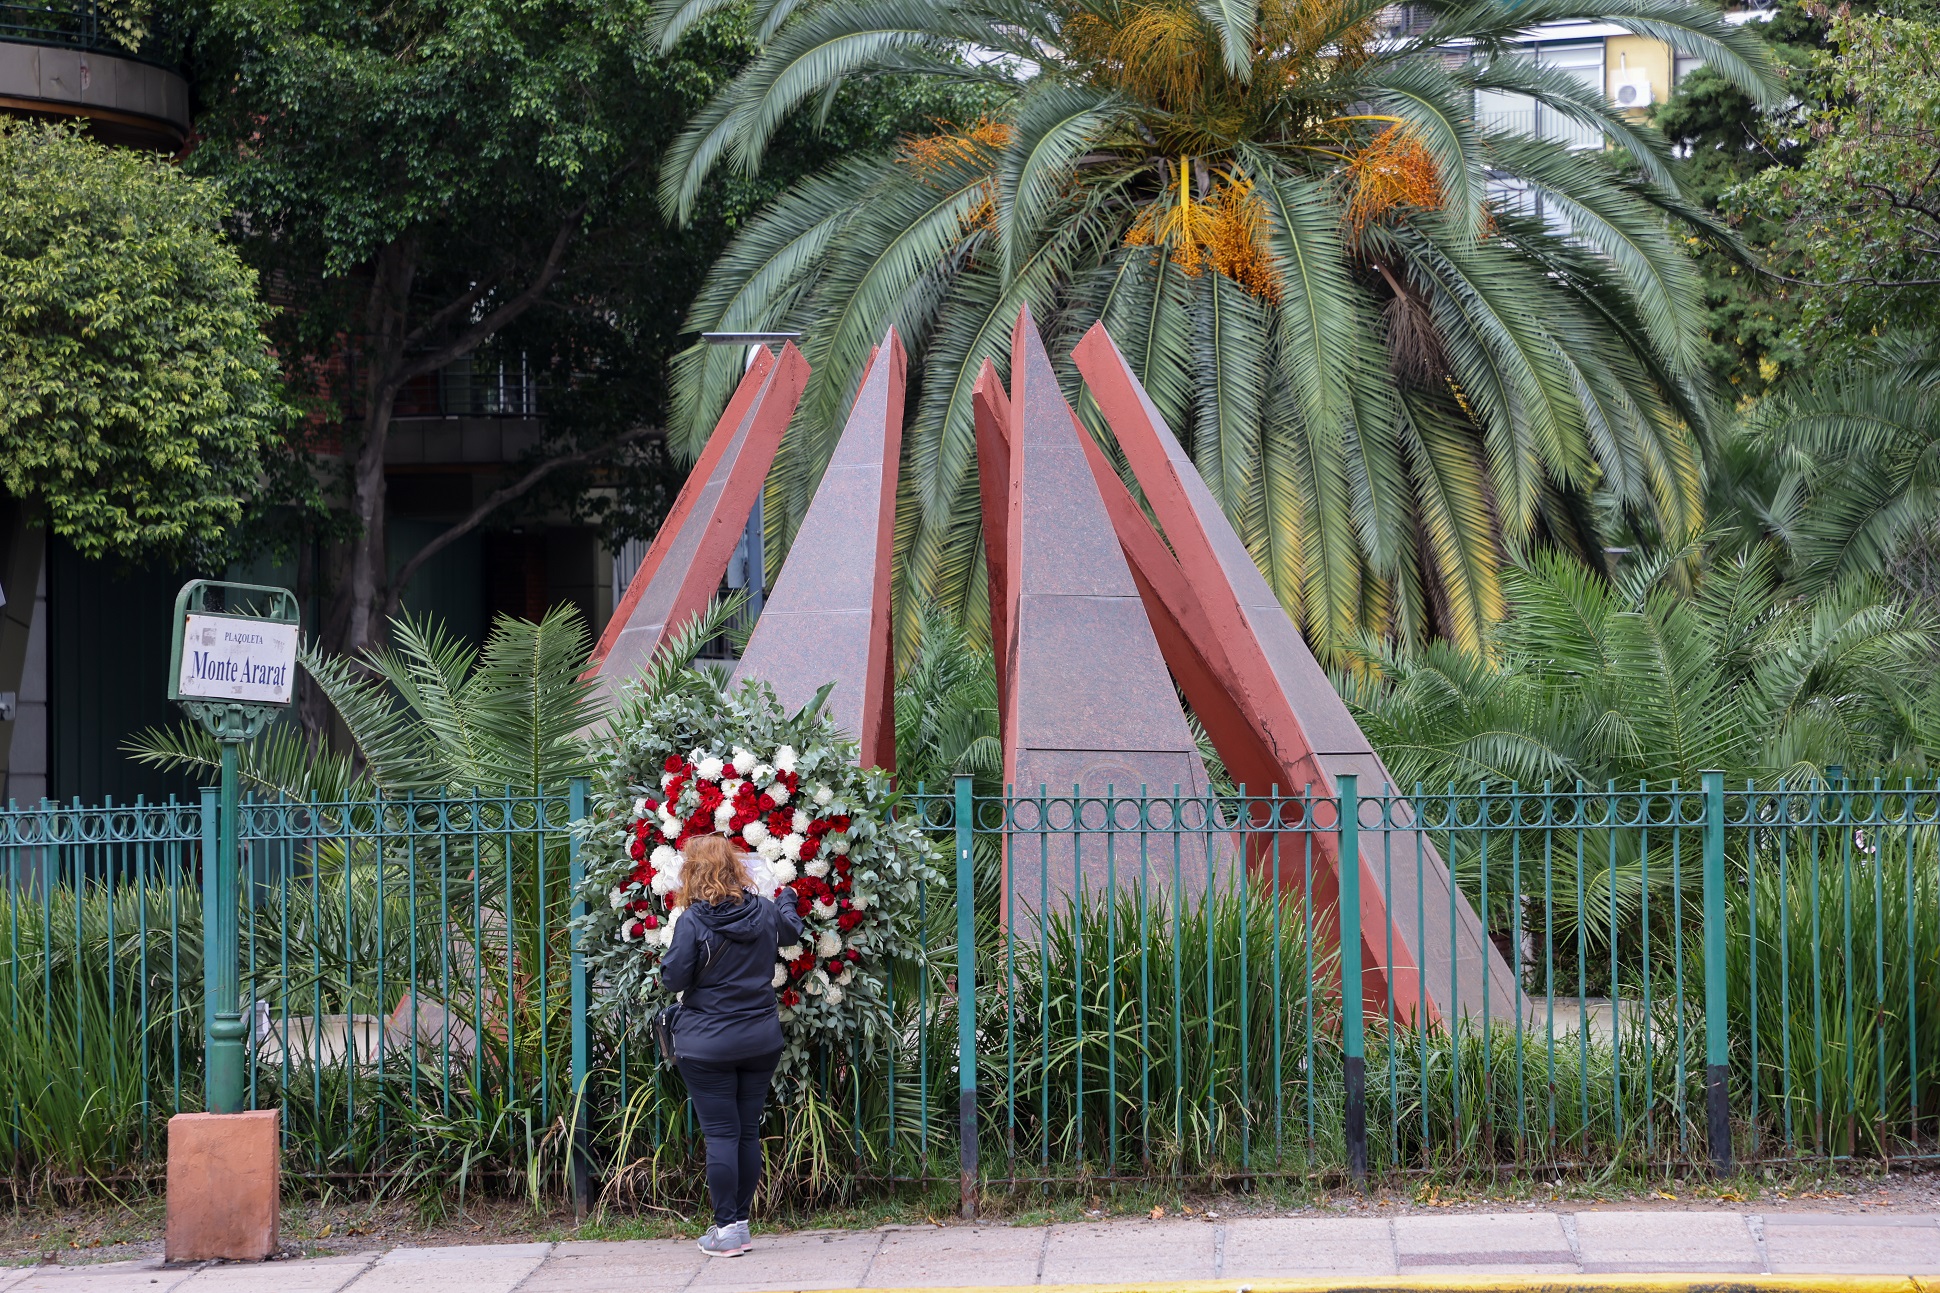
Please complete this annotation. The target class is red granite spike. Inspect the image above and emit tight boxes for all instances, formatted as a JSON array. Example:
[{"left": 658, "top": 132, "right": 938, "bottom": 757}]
[
  {"left": 733, "top": 330, "right": 905, "bottom": 771},
  {"left": 972, "top": 360, "right": 1012, "bottom": 727},
  {"left": 1073, "top": 321, "right": 1515, "bottom": 1024},
  {"left": 1002, "top": 307, "right": 1220, "bottom": 911},
  {"left": 588, "top": 343, "right": 810, "bottom": 704},
  {"left": 1069, "top": 405, "right": 1428, "bottom": 1023}
]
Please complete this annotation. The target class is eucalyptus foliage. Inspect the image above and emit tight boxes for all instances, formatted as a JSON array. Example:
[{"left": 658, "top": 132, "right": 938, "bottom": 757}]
[
  {"left": 0, "top": 122, "right": 286, "bottom": 566},
  {"left": 658, "top": 0, "right": 1777, "bottom": 657}
]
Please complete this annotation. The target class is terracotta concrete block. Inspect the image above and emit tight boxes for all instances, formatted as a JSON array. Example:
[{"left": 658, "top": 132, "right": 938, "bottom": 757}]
[{"left": 165, "top": 1109, "right": 280, "bottom": 1263}]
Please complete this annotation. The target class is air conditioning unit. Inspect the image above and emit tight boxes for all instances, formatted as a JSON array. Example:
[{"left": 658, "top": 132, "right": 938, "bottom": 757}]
[{"left": 1610, "top": 61, "right": 1653, "bottom": 108}]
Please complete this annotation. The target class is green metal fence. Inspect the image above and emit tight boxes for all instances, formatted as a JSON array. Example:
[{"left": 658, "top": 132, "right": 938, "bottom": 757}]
[{"left": 3, "top": 775, "right": 1937, "bottom": 1198}]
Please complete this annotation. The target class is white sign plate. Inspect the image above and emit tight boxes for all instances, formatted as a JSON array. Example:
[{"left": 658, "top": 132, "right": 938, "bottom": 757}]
[{"left": 177, "top": 614, "right": 298, "bottom": 704}]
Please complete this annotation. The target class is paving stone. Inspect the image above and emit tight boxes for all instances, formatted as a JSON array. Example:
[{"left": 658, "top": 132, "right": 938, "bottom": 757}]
[
  {"left": 345, "top": 1243, "right": 550, "bottom": 1292},
  {"left": 1764, "top": 1214, "right": 1940, "bottom": 1274},
  {"left": 682, "top": 1230, "right": 882, "bottom": 1292},
  {"left": 1394, "top": 1211, "right": 1574, "bottom": 1271},
  {"left": 179, "top": 1253, "right": 375, "bottom": 1291},
  {"left": 1039, "top": 1220, "right": 1217, "bottom": 1284},
  {"left": 7, "top": 1259, "right": 196, "bottom": 1293},
  {"left": 1572, "top": 1210, "right": 1760, "bottom": 1273},
  {"left": 517, "top": 1238, "right": 703, "bottom": 1293},
  {"left": 859, "top": 1226, "right": 1045, "bottom": 1288},
  {"left": 1218, "top": 1217, "right": 1395, "bottom": 1278}
]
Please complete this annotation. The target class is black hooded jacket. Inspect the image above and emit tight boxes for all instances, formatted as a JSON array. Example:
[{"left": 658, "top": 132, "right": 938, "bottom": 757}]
[{"left": 660, "top": 891, "right": 805, "bottom": 1063}]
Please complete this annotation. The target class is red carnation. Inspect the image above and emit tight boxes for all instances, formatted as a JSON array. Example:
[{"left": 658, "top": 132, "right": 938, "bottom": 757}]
[
  {"left": 790, "top": 951, "right": 817, "bottom": 975},
  {"left": 780, "top": 989, "right": 801, "bottom": 1007},
  {"left": 830, "top": 814, "right": 852, "bottom": 833},
  {"left": 628, "top": 837, "right": 646, "bottom": 861},
  {"left": 767, "top": 808, "right": 794, "bottom": 836}
]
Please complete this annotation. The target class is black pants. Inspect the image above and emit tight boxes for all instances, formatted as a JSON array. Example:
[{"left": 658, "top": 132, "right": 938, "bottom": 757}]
[{"left": 678, "top": 1050, "right": 782, "bottom": 1226}]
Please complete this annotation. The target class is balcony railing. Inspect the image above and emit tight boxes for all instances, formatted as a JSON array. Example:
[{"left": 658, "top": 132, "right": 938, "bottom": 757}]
[{"left": 0, "top": 0, "right": 133, "bottom": 54}]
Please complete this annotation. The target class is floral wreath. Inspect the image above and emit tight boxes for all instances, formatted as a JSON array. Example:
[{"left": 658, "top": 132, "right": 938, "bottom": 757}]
[{"left": 576, "top": 675, "right": 939, "bottom": 1073}]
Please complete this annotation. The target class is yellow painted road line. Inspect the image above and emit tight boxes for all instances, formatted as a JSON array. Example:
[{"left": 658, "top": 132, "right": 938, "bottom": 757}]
[{"left": 803, "top": 1277, "right": 1937, "bottom": 1293}]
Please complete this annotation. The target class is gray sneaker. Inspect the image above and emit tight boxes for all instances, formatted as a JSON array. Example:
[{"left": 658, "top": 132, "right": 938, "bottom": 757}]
[
  {"left": 698, "top": 1224, "right": 749, "bottom": 1258},
  {"left": 726, "top": 1220, "right": 753, "bottom": 1251}
]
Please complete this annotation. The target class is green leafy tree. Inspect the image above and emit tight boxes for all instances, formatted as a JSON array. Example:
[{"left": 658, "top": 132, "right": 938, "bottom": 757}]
[
  {"left": 655, "top": 0, "right": 1776, "bottom": 659},
  {"left": 0, "top": 122, "right": 287, "bottom": 566},
  {"left": 1649, "top": 5, "right": 1819, "bottom": 396},
  {"left": 172, "top": 0, "right": 992, "bottom": 662},
  {"left": 1736, "top": 10, "right": 1940, "bottom": 351}
]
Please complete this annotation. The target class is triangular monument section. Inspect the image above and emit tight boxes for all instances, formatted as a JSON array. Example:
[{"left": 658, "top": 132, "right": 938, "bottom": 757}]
[
  {"left": 1072, "top": 322, "right": 1519, "bottom": 1024},
  {"left": 998, "top": 308, "right": 1222, "bottom": 911},
  {"left": 732, "top": 331, "right": 905, "bottom": 771},
  {"left": 587, "top": 342, "right": 809, "bottom": 708}
]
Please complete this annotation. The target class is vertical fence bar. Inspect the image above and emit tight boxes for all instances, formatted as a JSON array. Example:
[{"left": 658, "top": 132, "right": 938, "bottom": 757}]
[
  {"left": 1702, "top": 769, "right": 1732, "bottom": 1170},
  {"left": 954, "top": 775, "right": 978, "bottom": 1217},
  {"left": 569, "top": 777, "right": 591, "bottom": 1216},
  {"left": 1338, "top": 774, "right": 1365, "bottom": 1183}
]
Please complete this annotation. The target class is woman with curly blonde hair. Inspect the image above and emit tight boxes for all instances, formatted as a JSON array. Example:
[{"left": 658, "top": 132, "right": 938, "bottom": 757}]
[{"left": 662, "top": 833, "right": 803, "bottom": 1257}]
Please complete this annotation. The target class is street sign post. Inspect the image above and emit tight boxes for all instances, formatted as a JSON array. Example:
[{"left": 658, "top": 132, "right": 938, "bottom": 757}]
[{"left": 169, "top": 580, "right": 298, "bottom": 1115}]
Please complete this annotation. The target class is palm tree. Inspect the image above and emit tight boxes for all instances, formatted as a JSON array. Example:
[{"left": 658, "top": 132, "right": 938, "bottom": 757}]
[
  {"left": 1337, "top": 545, "right": 1940, "bottom": 792},
  {"left": 1739, "top": 336, "right": 1940, "bottom": 602},
  {"left": 656, "top": 0, "right": 1777, "bottom": 657}
]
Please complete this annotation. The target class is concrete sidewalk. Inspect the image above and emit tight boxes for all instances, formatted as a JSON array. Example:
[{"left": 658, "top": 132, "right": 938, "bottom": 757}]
[{"left": 9, "top": 1210, "right": 1940, "bottom": 1292}]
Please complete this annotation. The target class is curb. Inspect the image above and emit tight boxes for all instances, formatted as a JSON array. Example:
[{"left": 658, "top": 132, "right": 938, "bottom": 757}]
[{"left": 812, "top": 1279, "right": 1938, "bottom": 1293}]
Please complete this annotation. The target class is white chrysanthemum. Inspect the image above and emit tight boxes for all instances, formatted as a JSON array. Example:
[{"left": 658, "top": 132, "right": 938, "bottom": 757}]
[
  {"left": 849, "top": 892, "right": 869, "bottom": 911},
  {"left": 731, "top": 747, "right": 757, "bottom": 776},
  {"left": 633, "top": 797, "right": 649, "bottom": 816},
  {"left": 804, "top": 970, "right": 827, "bottom": 995},
  {"left": 831, "top": 836, "right": 851, "bottom": 855},
  {"left": 774, "top": 745, "right": 799, "bottom": 773},
  {"left": 660, "top": 923, "right": 678, "bottom": 947},
  {"left": 804, "top": 859, "right": 830, "bottom": 879},
  {"left": 650, "top": 845, "right": 679, "bottom": 870},
  {"left": 658, "top": 811, "right": 682, "bottom": 838},
  {"left": 779, "top": 943, "right": 803, "bottom": 961},
  {"left": 781, "top": 832, "right": 804, "bottom": 861},
  {"left": 714, "top": 804, "right": 735, "bottom": 831},
  {"left": 696, "top": 756, "right": 725, "bottom": 781},
  {"left": 816, "top": 930, "right": 843, "bottom": 958},
  {"left": 609, "top": 886, "right": 626, "bottom": 909},
  {"left": 813, "top": 785, "right": 834, "bottom": 807},
  {"left": 651, "top": 870, "right": 679, "bottom": 897},
  {"left": 771, "top": 963, "right": 788, "bottom": 989},
  {"left": 720, "top": 777, "right": 743, "bottom": 798},
  {"left": 771, "top": 860, "right": 797, "bottom": 884},
  {"left": 812, "top": 899, "right": 838, "bottom": 920},
  {"left": 824, "top": 983, "right": 844, "bottom": 1006},
  {"left": 742, "top": 820, "right": 770, "bottom": 845},
  {"left": 752, "top": 764, "right": 774, "bottom": 784},
  {"left": 791, "top": 810, "right": 810, "bottom": 834},
  {"left": 836, "top": 966, "right": 854, "bottom": 986},
  {"left": 768, "top": 782, "right": 791, "bottom": 805},
  {"left": 757, "top": 838, "right": 785, "bottom": 863}
]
